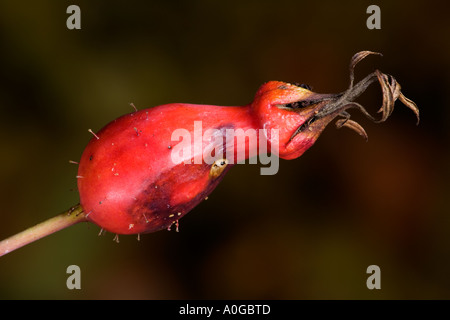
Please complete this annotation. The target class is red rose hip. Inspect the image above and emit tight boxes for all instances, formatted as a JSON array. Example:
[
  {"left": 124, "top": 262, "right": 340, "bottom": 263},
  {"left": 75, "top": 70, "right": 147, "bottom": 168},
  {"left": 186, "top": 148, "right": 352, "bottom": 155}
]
[{"left": 0, "top": 51, "right": 419, "bottom": 256}]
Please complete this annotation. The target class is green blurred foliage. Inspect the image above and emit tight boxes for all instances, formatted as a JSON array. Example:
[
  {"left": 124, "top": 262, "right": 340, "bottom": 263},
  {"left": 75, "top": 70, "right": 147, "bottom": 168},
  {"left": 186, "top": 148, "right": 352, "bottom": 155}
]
[{"left": 0, "top": 0, "right": 449, "bottom": 299}]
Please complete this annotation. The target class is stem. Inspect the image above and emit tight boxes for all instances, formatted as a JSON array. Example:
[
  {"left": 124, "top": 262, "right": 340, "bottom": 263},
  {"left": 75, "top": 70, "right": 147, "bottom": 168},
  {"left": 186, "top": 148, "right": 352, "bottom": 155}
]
[{"left": 0, "top": 203, "right": 88, "bottom": 257}]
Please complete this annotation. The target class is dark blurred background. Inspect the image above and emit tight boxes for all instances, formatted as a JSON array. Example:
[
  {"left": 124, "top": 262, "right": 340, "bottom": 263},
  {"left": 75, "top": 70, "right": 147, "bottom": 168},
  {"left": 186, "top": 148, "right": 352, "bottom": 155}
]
[{"left": 0, "top": 0, "right": 449, "bottom": 299}]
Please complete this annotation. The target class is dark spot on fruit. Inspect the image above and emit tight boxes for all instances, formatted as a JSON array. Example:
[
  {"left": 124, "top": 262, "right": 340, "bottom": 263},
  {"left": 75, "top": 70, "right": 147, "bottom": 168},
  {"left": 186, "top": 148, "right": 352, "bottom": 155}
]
[
  {"left": 128, "top": 161, "right": 229, "bottom": 233},
  {"left": 89, "top": 155, "right": 93, "bottom": 161}
]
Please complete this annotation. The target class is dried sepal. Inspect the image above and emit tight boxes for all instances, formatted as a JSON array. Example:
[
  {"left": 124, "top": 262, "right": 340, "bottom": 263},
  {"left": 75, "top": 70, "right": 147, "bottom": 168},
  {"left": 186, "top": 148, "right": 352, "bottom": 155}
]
[
  {"left": 375, "top": 70, "right": 394, "bottom": 122},
  {"left": 290, "top": 51, "right": 419, "bottom": 142},
  {"left": 373, "top": 69, "right": 420, "bottom": 125},
  {"left": 350, "top": 51, "right": 383, "bottom": 69},
  {"left": 388, "top": 74, "right": 402, "bottom": 101},
  {"left": 336, "top": 118, "right": 368, "bottom": 141},
  {"left": 399, "top": 92, "right": 420, "bottom": 125},
  {"left": 349, "top": 51, "right": 382, "bottom": 87}
]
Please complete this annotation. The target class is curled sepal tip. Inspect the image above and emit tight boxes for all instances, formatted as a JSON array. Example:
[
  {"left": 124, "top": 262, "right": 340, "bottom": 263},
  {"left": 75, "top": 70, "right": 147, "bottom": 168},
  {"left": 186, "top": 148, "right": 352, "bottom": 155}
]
[{"left": 336, "top": 118, "right": 368, "bottom": 141}]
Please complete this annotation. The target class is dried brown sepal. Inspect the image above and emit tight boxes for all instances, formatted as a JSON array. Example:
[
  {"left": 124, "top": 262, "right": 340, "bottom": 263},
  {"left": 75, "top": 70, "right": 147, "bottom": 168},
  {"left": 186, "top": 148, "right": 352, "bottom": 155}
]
[
  {"left": 294, "top": 51, "right": 419, "bottom": 142},
  {"left": 375, "top": 70, "right": 394, "bottom": 122},
  {"left": 388, "top": 74, "right": 402, "bottom": 101},
  {"left": 336, "top": 118, "right": 368, "bottom": 141},
  {"left": 399, "top": 92, "right": 420, "bottom": 125},
  {"left": 349, "top": 51, "right": 383, "bottom": 87},
  {"left": 373, "top": 69, "right": 420, "bottom": 125},
  {"left": 321, "top": 52, "right": 421, "bottom": 140},
  {"left": 389, "top": 74, "right": 419, "bottom": 125},
  {"left": 350, "top": 51, "right": 383, "bottom": 69}
]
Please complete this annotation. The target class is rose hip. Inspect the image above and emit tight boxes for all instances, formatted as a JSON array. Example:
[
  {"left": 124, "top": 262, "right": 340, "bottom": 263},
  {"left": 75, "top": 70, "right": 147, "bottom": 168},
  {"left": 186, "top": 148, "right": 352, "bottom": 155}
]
[
  {"left": 77, "top": 51, "right": 419, "bottom": 236},
  {"left": 0, "top": 51, "right": 419, "bottom": 256}
]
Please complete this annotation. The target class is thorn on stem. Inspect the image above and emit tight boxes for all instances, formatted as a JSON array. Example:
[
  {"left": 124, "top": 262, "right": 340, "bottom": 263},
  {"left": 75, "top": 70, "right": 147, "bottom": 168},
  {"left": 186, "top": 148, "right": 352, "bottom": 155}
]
[{"left": 67, "top": 205, "right": 78, "bottom": 215}]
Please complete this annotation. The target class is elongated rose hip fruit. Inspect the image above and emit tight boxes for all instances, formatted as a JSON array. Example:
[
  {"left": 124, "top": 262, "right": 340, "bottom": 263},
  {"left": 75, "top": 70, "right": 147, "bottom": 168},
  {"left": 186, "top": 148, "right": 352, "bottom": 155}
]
[
  {"left": 0, "top": 51, "right": 419, "bottom": 256},
  {"left": 77, "top": 51, "right": 419, "bottom": 235}
]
